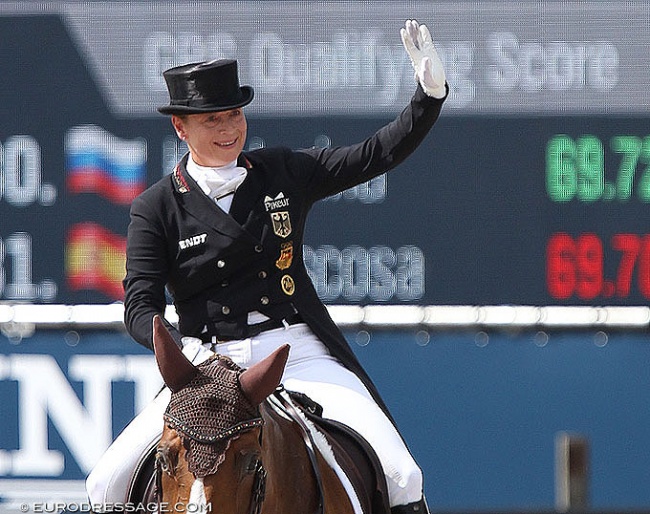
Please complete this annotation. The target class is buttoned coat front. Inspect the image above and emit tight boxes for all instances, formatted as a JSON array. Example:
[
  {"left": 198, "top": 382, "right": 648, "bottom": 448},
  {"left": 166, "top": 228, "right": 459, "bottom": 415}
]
[{"left": 123, "top": 85, "right": 446, "bottom": 414}]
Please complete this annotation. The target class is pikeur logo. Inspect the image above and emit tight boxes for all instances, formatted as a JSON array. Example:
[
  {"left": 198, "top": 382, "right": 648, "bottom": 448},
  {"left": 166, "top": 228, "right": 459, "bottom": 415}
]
[
  {"left": 179, "top": 233, "right": 207, "bottom": 250},
  {"left": 264, "top": 192, "right": 290, "bottom": 211}
]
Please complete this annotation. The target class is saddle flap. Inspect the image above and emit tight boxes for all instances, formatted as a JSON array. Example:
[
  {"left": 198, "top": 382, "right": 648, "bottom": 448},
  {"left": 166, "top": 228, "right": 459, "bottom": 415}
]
[{"left": 281, "top": 389, "right": 391, "bottom": 514}]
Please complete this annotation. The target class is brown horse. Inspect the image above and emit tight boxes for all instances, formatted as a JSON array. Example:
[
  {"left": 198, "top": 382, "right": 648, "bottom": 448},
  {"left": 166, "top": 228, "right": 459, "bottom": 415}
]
[{"left": 140, "top": 315, "right": 389, "bottom": 514}]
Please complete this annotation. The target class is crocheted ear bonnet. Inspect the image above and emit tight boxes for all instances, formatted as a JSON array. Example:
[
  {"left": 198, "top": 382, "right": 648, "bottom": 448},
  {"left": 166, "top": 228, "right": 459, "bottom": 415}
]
[{"left": 163, "top": 354, "right": 263, "bottom": 477}]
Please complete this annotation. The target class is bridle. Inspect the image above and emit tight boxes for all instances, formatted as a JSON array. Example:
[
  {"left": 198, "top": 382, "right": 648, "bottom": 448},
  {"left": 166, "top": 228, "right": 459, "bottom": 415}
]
[
  {"left": 249, "top": 456, "right": 268, "bottom": 514},
  {"left": 241, "top": 390, "right": 327, "bottom": 514},
  {"left": 266, "top": 389, "right": 326, "bottom": 514},
  {"left": 155, "top": 416, "right": 268, "bottom": 514},
  {"left": 156, "top": 389, "right": 326, "bottom": 514}
]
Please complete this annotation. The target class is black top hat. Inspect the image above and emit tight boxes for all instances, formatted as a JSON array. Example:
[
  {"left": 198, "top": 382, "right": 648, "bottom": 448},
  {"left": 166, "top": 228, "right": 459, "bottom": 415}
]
[{"left": 158, "top": 59, "right": 254, "bottom": 115}]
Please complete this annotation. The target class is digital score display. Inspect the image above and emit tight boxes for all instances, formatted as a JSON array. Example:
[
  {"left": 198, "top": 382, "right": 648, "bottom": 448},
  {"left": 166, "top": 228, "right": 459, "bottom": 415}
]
[
  {"left": 547, "top": 134, "right": 650, "bottom": 204},
  {"left": 3, "top": 109, "right": 650, "bottom": 307},
  {"left": 0, "top": 136, "right": 60, "bottom": 302},
  {"left": 546, "top": 134, "right": 650, "bottom": 302},
  {"left": 300, "top": 117, "right": 650, "bottom": 308},
  {"left": 547, "top": 233, "right": 650, "bottom": 301},
  {"left": 2, "top": 4, "right": 650, "bottom": 308}
]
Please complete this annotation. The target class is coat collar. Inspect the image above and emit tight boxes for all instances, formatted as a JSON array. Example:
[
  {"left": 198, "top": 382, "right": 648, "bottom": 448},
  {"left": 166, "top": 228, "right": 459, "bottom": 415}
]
[{"left": 171, "top": 153, "right": 248, "bottom": 240}]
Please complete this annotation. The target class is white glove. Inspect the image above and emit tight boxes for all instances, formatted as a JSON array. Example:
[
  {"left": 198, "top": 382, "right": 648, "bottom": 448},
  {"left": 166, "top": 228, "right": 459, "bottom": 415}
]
[
  {"left": 400, "top": 19, "right": 447, "bottom": 99},
  {"left": 181, "top": 336, "right": 215, "bottom": 365}
]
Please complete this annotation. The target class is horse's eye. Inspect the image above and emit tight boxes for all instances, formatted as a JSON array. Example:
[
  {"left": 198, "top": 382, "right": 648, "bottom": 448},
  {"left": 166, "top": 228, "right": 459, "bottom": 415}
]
[{"left": 239, "top": 452, "right": 261, "bottom": 475}]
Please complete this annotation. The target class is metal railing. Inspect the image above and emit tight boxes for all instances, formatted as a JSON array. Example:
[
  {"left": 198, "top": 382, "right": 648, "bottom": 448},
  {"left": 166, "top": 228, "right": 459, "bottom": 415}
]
[{"left": 1, "top": 304, "right": 649, "bottom": 331}]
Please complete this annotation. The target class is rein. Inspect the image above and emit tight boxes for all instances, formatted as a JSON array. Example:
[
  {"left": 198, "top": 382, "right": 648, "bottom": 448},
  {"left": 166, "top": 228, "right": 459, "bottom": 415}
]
[
  {"left": 268, "top": 389, "right": 325, "bottom": 514},
  {"left": 249, "top": 457, "right": 267, "bottom": 514}
]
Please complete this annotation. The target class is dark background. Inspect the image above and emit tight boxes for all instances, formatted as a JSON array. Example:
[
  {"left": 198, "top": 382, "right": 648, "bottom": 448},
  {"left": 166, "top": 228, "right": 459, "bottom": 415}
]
[{"left": 2, "top": 15, "right": 649, "bottom": 306}]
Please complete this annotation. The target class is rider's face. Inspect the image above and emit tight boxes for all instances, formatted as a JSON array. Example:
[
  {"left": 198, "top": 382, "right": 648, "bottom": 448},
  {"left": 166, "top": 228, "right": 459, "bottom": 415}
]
[{"left": 172, "top": 108, "right": 247, "bottom": 167}]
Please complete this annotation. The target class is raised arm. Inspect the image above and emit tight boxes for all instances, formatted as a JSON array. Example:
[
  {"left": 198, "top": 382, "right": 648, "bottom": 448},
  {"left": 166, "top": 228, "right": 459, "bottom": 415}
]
[{"left": 300, "top": 19, "right": 449, "bottom": 200}]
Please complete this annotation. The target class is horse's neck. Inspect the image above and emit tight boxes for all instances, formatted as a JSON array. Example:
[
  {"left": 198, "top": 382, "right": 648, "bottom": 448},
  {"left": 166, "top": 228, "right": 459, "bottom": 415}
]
[
  {"left": 259, "top": 398, "right": 357, "bottom": 514},
  {"left": 259, "top": 401, "right": 322, "bottom": 512},
  {"left": 260, "top": 400, "right": 315, "bottom": 468}
]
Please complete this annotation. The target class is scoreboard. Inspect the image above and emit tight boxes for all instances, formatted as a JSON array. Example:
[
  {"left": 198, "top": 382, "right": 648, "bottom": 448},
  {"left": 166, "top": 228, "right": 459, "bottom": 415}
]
[{"left": 1, "top": 0, "right": 649, "bottom": 306}]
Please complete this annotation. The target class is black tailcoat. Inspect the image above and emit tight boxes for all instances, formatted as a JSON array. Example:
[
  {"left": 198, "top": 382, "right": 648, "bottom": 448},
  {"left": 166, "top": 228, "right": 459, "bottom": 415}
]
[{"left": 123, "top": 85, "right": 446, "bottom": 415}]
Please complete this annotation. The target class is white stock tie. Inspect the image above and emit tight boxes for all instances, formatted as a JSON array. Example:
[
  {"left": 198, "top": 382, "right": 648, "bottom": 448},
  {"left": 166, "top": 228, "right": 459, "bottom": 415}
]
[{"left": 187, "top": 158, "right": 248, "bottom": 212}]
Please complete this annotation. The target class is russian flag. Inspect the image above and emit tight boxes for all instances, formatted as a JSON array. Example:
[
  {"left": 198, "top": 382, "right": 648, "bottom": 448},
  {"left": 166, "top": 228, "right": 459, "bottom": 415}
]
[
  {"left": 65, "top": 125, "right": 147, "bottom": 205},
  {"left": 66, "top": 222, "right": 126, "bottom": 300}
]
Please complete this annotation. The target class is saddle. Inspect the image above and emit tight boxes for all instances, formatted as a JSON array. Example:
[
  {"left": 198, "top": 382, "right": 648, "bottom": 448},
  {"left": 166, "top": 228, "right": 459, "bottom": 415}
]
[
  {"left": 128, "top": 388, "right": 391, "bottom": 514},
  {"left": 277, "top": 389, "right": 391, "bottom": 514}
]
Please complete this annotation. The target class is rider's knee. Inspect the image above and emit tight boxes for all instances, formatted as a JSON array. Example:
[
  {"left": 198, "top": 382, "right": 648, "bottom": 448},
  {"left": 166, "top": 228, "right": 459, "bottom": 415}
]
[
  {"left": 86, "top": 465, "right": 106, "bottom": 505},
  {"left": 385, "top": 457, "right": 423, "bottom": 507}
]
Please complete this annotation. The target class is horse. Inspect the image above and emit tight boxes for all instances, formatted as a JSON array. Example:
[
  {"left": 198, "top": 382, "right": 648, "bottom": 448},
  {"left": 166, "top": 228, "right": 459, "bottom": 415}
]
[{"left": 127, "top": 315, "right": 390, "bottom": 514}]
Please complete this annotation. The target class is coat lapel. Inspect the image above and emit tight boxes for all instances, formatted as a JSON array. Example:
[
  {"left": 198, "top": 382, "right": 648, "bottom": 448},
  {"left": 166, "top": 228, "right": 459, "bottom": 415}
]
[
  {"left": 229, "top": 153, "right": 265, "bottom": 228},
  {"left": 171, "top": 154, "right": 248, "bottom": 240}
]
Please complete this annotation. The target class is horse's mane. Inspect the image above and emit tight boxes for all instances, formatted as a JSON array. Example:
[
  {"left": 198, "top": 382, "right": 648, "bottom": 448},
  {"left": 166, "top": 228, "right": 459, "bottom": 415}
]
[{"left": 163, "top": 354, "right": 264, "bottom": 477}]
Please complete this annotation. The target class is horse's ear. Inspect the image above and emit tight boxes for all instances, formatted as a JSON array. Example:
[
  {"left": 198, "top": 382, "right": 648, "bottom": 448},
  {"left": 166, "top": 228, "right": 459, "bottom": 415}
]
[
  {"left": 239, "top": 344, "right": 290, "bottom": 405},
  {"left": 152, "top": 315, "right": 198, "bottom": 393}
]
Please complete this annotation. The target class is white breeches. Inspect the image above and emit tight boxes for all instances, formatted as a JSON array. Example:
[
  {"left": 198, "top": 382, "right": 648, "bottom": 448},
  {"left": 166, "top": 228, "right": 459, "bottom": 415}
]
[{"left": 86, "top": 324, "right": 423, "bottom": 508}]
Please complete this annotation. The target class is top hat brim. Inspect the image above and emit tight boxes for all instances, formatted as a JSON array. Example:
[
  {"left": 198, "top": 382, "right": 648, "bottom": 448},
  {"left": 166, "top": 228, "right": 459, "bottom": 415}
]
[{"left": 157, "top": 86, "right": 254, "bottom": 115}]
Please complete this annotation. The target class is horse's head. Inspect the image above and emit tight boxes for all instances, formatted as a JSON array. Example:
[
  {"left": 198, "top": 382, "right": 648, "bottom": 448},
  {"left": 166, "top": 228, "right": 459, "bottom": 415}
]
[{"left": 151, "top": 315, "right": 289, "bottom": 511}]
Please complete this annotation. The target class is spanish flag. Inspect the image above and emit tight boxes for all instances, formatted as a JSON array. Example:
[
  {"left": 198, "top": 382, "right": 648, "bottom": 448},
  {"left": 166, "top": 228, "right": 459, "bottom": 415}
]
[{"left": 66, "top": 223, "right": 126, "bottom": 300}]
